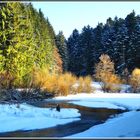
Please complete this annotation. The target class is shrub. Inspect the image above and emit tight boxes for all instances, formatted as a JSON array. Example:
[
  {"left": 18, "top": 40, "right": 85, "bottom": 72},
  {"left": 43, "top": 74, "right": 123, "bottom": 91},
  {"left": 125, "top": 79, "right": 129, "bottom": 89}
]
[
  {"left": 121, "top": 68, "right": 130, "bottom": 84},
  {"left": 56, "top": 75, "right": 70, "bottom": 96},
  {"left": 100, "top": 72, "right": 121, "bottom": 92},
  {"left": 76, "top": 77, "right": 84, "bottom": 93},
  {"left": 84, "top": 76, "right": 93, "bottom": 93},
  {"left": 76, "top": 76, "right": 93, "bottom": 93},
  {"left": 95, "top": 54, "right": 121, "bottom": 92},
  {"left": 33, "top": 68, "right": 77, "bottom": 96},
  {"left": 33, "top": 67, "right": 58, "bottom": 93},
  {"left": 33, "top": 67, "right": 94, "bottom": 96},
  {"left": 44, "top": 75, "right": 58, "bottom": 94},
  {"left": 129, "top": 68, "right": 140, "bottom": 92},
  {"left": 0, "top": 71, "right": 15, "bottom": 89},
  {"left": 56, "top": 73, "right": 77, "bottom": 96}
]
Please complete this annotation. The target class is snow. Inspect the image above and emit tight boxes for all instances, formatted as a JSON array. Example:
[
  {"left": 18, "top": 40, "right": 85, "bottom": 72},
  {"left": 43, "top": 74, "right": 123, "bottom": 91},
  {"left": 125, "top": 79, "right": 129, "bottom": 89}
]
[
  {"left": 91, "top": 82, "right": 131, "bottom": 93},
  {"left": 53, "top": 82, "right": 140, "bottom": 138},
  {"left": 68, "top": 111, "right": 140, "bottom": 137},
  {"left": 0, "top": 103, "right": 80, "bottom": 133},
  {"left": 1, "top": 81, "right": 140, "bottom": 137},
  {"left": 91, "top": 82, "right": 102, "bottom": 89},
  {"left": 54, "top": 82, "right": 140, "bottom": 110},
  {"left": 75, "top": 81, "right": 131, "bottom": 93},
  {"left": 54, "top": 93, "right": 140, "bottom": 110},
  {"left": 69, "top": 101, "right": 125, "bottom": 110}
]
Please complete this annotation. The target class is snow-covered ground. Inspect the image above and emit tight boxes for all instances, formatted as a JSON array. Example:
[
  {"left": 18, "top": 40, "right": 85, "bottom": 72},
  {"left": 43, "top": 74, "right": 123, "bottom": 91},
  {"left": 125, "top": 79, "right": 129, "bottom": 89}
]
[
  {"left": 69, "top": 100, "right": 125, "bottom": 110},
  {"left": 68, "top": 111, "right": 140, "bottom": 138},
  {"left": 54, "top": 93, "right": 140, "bottom": 110},
  {"left": 54, "top": 92, "right": 140, "bottom": 137},
  {"left": 54, "top": 82, "right": 140, "bottom": 138},
  {"left": 91, "top": 82, "right": 131, "bottom": 93},
  {"left": 0, "top": 81, "right": 140, "bottom": 137},
  {"left": 54, "top": 82, "right": 140, "bottom": 110},
  {"left": 0, "top": 103, "right": 80, "bottom": 133}
]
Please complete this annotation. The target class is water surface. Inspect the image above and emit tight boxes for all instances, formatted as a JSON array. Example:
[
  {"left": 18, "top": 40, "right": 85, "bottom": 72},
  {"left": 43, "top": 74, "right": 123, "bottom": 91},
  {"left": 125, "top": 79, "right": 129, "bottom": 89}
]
[{"left": 0, "top": 100, "right": 125, "bottom": 137}]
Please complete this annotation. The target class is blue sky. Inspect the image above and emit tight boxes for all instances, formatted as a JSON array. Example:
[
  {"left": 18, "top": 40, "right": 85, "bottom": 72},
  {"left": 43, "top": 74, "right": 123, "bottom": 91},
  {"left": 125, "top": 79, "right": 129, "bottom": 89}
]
[{"left": 32, "top": 2, "right": 140, "bottom": 39}]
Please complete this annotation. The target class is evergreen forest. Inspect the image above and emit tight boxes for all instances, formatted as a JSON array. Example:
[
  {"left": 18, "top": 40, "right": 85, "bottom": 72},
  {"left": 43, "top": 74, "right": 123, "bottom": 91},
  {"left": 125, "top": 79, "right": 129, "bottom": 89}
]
[{"left": 0, "top": 2, "right": 140, "bottom": 96}]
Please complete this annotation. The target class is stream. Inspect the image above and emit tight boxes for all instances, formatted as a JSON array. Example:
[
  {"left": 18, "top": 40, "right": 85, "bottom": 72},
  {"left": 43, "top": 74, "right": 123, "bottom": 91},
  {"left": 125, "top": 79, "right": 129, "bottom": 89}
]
[{"left": 0, "top": 99, "right": 126, "bottom": 137}]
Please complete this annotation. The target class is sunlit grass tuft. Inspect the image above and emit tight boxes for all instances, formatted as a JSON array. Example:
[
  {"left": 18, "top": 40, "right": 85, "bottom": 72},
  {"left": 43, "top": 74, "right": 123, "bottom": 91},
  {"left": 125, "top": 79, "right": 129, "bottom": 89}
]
[
  {"left": 76, "top": 76, "right": 93, "bottom": 93},
  {"left": 33, "top": 67, "right": 93, "bottom": 96},
  {"left": 101, "top": 72, "right": 122, "bottom": 92}
]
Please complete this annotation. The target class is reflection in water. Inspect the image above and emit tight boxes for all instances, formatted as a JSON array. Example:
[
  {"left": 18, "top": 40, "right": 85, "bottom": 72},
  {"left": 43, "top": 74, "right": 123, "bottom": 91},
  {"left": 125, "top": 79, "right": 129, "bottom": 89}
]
[{"left": 0, "top": 100, "right": 126, "bottom": 137}]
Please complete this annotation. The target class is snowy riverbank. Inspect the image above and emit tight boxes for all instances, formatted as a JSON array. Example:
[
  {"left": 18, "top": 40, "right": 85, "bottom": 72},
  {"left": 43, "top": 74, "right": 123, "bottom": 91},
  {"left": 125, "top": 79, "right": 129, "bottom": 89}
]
[
  {"left": 54, "top": 92, "right": 140, "bottom": 110},
  {"left": 0, "top": 82, "right": 140, "bottom": 137},
  {"left": 0, "top": 103, "right": 80, "bottom": 133},
  {"left": 68, "top": 110, "right": 140, "bottom": 138},
  {"left": 53, "top": 82, "right": 140, "bottom": 138}
]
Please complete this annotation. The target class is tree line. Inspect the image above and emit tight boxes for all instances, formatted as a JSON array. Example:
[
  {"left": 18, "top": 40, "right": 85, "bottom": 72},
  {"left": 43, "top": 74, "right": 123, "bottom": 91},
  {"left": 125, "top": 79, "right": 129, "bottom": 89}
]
[
  {"left": 0, "top": 2, "right": 140, "bottom": 89},
  {"left": 67, "top": 10, "right": 140, "bottom": 78},
  {"left": 0, "top": 2, "right": 64, "bottom": 88}
]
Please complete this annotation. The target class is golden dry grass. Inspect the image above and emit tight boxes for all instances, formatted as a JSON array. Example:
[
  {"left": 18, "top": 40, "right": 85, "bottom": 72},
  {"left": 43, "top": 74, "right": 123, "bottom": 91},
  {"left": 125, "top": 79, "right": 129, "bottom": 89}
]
[
  {"left": 33, "top": 68, "right": 78, "bottom": 96},
  {"left": 49, "top": 73, "right": 77, "bottom": 96},
  {"left": 84, "top": 76, "right": 93, "bottom": 93},
  {"left": 33, "top": 67, "right": 93, "bottom": 96},
  {"left": 99, "top": 72, "right": 121, "bottom": 92},
  {"left": 76, "top": 77, "right": 84, "bottom": 93},
  {"left": 76, "top": 76, "right": 93, "bottom": 93},
  {"left": 33, "top": 67, "right": 58, "bottom": 93}
]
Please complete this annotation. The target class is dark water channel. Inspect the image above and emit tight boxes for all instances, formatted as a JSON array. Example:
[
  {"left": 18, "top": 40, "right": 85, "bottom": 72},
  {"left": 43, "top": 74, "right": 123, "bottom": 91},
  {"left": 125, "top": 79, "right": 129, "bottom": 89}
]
[{"left": 0, "top": 100, "right": 126, "bottom": 137}]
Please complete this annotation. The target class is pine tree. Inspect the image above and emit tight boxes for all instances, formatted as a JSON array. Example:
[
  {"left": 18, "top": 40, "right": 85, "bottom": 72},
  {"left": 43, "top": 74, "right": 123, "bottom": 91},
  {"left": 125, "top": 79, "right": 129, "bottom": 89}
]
[
  {"left": 134, "top": 16, "right": 140, "bottom": 69},
  {"left": 67, "top": 11, "right": 140, "bottom": 77},
  {"left": 56, "top": 31, "right": 68, "bottom": 72},
  {"left": 0, "top": 2, "right": 35, "bottom": 87},
  {"left": 29, "top": 8, "right": 55, "bottom": 70},
  {"left": 0, "top": 2, "right": 62, "bottom": 88},
  {"left": 67, "top": 29, "right": 80, "bottom": 75},
  {"left": 79, "top": 25, "right": 95, "bottom": 75},
  {"left": 92, "top": 23, "right": 103, "bottom": 70},
  {"left": 125, "top": 10, "right": 136, "bottom": 35},
  {"left": 7, "top": 2, "right": 35, "bottom": 86}
]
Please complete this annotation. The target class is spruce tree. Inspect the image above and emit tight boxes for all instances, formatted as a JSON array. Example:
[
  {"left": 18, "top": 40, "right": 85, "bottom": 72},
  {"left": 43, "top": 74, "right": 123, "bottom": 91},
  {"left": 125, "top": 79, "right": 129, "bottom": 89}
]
[
  {"left": 79, "top": 25, "right": 95, "bottom": 75},
  {"left": 7, "top": 2, "right": 35, "bottom": 86},
  {"left": 67, "top": 29, "right": 81, "bottom": 76},
  {"left": 56, "top": 31, "right": 68, "bottom": 72}
]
